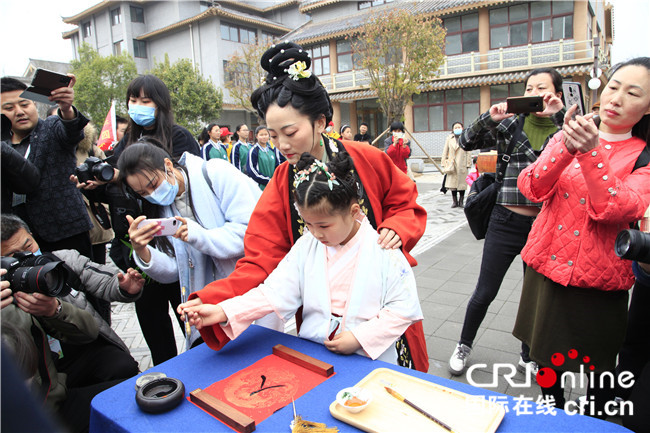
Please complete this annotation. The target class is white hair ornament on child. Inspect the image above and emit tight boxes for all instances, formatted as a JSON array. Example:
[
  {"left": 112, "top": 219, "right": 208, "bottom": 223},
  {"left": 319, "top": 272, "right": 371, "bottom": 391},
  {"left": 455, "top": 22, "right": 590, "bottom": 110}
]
[{"left": 293, "top": 159, "right": 339, "bottom": 190}]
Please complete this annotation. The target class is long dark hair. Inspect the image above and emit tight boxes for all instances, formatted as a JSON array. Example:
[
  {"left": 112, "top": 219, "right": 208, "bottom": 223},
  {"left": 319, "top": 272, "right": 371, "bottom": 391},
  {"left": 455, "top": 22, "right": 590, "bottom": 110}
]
[
  {"left": 126, "top": 75, "right": 175, "bottom": 156},
  {"left": 234, "top": 124, "right": 248, "bottom": 142},
  {"left": 250, "top": 42, "right": 333, "bottom": 125},
  {"left": 117, "top": 140, "right": 183, "bottom": 256},
  {"left": 293, "top": 150, "right": 358, "bottom": 215},
  {"left": 608, "top": 57, "right": 650, "bottom": 145}
]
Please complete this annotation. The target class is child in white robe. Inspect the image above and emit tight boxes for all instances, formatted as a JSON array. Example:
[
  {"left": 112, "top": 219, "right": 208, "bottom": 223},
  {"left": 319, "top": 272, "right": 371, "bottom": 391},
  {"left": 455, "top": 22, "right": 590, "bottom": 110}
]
[{"left": 180, "top": 150, "right": 423, "bottom": 364}]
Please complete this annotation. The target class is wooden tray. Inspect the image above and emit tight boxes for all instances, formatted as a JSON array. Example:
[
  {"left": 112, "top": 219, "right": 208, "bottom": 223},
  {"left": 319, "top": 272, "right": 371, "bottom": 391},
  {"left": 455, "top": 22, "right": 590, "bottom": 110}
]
[{"left": 329, "top": 368, "right": 505, "bottom": 433}]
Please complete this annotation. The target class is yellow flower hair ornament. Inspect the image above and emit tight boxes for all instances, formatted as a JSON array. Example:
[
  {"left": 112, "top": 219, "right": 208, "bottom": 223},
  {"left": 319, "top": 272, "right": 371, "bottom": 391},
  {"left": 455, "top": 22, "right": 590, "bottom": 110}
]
[{"left": 286, "top": 61, "right": 312, "bottom": 81}]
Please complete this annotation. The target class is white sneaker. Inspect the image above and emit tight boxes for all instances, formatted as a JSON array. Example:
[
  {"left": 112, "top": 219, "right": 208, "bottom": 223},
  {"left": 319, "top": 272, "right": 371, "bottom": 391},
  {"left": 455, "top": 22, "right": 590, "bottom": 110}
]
[
  {"left": 449, "top": 343, "right": 472, "bottom": 376},
  {"left": 517, "top": 356, "right": 539, "bottom": 376}
]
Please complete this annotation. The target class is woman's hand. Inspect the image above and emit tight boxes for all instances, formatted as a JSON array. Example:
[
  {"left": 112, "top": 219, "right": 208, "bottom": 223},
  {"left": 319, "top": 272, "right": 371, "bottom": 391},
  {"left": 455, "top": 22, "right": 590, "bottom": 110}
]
[
  {"left": 489, "top": 102, "right": 513, "bottom": 122},
  {"left": 69, "top": 174, "right": 105, "bottom": 190},
  {"left": 536, "top": 92, "right": 564, "bottom": 117},
  {"left": 178, "top": 299, "right": 225, "bottom": 330},
  {"left": 126, "top": 215, "right": 158, "bottom": 263},
  {"left": 323, "top": 331, "right": 361, "bottom": 355},
  {"left": 173, "top": 216, "right": 189, "bottom": 242},
  {"left": 378, "top": 228, "right": 402, "bottom": 249},
  {"left": 562, "top": 105, "right": 599, "bottom": 154}
]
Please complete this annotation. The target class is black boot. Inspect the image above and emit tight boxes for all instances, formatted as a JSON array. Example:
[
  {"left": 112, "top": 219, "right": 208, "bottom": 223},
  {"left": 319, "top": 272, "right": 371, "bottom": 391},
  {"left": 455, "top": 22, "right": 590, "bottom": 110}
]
[
  {"left": 451, "top": 191, "right": 458, "bottom": 208},
  {"left": 459, "top": 191, "right": 465, "bottom": 208}
]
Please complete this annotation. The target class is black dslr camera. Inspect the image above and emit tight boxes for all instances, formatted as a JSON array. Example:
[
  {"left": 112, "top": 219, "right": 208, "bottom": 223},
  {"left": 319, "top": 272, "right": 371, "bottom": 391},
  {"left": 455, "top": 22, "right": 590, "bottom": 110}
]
[
  {"left": 75, "top": 156, "right": 115, "bottom": 183},
  {"left": 615, "top": 229, "right": 650, "bottom": 264},
  {"left": 1, "top": 252, "right": 71, "bottom": 297}
]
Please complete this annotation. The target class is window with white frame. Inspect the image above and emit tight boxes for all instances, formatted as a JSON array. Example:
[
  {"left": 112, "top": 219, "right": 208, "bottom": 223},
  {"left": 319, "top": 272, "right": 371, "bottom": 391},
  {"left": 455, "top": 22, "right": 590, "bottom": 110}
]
[{"left": 306, "top": 43, "right": 330, "bottom": 76}]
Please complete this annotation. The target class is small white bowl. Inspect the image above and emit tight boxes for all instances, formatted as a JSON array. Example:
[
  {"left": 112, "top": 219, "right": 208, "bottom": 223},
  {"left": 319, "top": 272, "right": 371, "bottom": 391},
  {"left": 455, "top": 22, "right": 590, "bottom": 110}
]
[{"left": 336, "top": 387, "right": 372, "bottom": 414}]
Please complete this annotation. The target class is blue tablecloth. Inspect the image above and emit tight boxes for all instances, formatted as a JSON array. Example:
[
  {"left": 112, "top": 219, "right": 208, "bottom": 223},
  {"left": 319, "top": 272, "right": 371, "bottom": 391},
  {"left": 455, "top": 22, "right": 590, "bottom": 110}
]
[{"left": 90, "top": 325, "right": 630, "bottom": 432}]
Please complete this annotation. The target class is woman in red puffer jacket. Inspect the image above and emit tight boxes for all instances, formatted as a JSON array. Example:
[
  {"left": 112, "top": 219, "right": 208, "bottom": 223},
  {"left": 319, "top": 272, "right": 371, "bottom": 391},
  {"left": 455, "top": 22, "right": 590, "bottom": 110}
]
[{"left": 514, "top": 57, "right": 650, "bottom": 417}]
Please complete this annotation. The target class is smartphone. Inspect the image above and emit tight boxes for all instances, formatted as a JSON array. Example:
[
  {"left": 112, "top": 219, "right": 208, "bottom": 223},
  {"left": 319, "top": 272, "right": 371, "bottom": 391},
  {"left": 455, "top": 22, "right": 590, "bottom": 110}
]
[
  {"left": 19, "top": 69, "right": 72, "bottom": 105},
  {"left": 562, "top": 81, "right": 586, "bottom": 118},
  {"left": 506, "top": 96, "right": 544, "bottom": 114},
  {"left": 137, "top": 217, "right": 180, "bottom": 237}
]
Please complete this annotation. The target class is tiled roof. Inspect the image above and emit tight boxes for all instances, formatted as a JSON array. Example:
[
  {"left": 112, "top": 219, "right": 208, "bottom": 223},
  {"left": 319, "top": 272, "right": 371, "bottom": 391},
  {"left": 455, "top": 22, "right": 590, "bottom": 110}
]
[
  {"left": 218, "top": 0, "right": 300, "bottom": 13},
  {"left": 137, "top": 5, "right": 290, "bottom": 40},
  {"left": 329, "top": 64, "right": 593, "bottom": 101},
  {"left": 24, "top": 59, "right": 72, "bottom": 77},
  {"left": 286, "top": 0, "right": 507, "bottom": 45}
]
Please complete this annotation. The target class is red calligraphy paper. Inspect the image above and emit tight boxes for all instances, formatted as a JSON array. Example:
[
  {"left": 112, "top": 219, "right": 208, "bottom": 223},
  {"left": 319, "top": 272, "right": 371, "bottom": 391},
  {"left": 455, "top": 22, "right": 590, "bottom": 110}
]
[{"left": 191, "top": 354, "right": 333, "bottom": 426}]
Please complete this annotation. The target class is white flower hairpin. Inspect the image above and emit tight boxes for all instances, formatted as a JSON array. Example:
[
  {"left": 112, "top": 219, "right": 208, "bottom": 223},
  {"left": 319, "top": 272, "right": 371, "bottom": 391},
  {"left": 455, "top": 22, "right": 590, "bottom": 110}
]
[{"left": 286, "top": 61, "right": 311, "bottom": 81}]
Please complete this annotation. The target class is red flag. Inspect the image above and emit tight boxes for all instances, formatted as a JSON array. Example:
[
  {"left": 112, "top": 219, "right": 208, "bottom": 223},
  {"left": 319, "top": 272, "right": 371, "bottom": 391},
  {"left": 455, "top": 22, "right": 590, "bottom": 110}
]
[{"left": 97, "top": 101, "right": 117, "bottom": 151}]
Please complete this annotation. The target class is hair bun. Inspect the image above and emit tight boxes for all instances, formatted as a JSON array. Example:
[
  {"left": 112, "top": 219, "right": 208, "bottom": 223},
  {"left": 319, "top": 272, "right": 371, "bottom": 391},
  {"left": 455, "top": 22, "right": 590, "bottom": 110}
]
[{"left": 261, "top": 42, "right": 311, "bottom": 85}]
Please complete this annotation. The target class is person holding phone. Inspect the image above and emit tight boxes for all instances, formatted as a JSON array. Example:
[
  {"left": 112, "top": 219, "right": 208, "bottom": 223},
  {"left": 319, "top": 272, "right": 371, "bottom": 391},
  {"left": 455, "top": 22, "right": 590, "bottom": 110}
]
[
  {"left": 119, "top": 141, "right": 261, "bottom": 347},
  {"left": 514, "top": 57, "right": 650, "bottom": 417},
  {"left": 448, "top": 67, "right": 565, "bottom": 376},
  {"left": 384, "top": 121, "right": 412, "bottom": 175}
]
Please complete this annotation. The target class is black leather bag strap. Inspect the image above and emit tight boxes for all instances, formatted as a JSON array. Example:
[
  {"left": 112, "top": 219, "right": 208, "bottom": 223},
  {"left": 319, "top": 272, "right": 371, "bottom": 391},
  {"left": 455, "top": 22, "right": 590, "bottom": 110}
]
[
  {"left": 496, "top": 114, "right": 525, "bottom": 183},
  {"left": 633, "top": 145, "right": 650, "bottom": 172}
]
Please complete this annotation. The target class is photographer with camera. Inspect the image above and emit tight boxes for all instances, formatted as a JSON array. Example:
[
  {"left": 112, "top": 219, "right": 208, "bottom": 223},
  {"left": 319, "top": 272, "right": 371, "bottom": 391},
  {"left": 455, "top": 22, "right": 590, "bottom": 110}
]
[
  {"left": 0, "top": 76, "right": 93, "bottom": 258},
  {"left": 614, "top": 209, "right": 650, "bottom": 432},
  {"left": 1, "top": 214, "right": 143, "bottom": 394},
  {"left": 0, "top": 266, "right": 114, "bottom": 433}
]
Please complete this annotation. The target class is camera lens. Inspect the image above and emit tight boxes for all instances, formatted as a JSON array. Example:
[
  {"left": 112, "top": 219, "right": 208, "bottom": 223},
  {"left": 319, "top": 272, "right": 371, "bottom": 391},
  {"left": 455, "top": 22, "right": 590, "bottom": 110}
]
[
  {"left": 93, "top": 163, "right": 115, "bottom": 182},
  {"left": 615, "top": 229, "right": 650, "bottom": 263}
]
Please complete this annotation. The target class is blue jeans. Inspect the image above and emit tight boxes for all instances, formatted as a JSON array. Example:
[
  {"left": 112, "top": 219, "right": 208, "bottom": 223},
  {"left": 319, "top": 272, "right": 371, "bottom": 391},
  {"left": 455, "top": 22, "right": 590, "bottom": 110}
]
[{"left": 460, "top": 205, "right": 535, "bottom": 350}]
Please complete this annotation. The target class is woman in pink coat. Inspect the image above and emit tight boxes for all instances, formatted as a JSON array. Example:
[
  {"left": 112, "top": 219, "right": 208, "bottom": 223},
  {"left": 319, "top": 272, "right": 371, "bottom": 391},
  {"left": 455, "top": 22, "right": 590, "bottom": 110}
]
[{"left": 514, "top": 57, "right": 650, "bottom": 417}]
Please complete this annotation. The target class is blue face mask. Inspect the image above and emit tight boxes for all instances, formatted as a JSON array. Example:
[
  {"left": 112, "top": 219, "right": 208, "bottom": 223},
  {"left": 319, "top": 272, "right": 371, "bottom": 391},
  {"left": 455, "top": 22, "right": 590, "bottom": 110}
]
[
  {"left": 33, "top": 248, "right": 42, "bottom": 256},
  {"left": 453, "top": 128, "right": 462, "bottom": 136},
  {"left": 128, "top": 104, "right": 156, "bottom": 127},
  {"left": 144, "top": 171, "right": 178, "bottom": 206}
]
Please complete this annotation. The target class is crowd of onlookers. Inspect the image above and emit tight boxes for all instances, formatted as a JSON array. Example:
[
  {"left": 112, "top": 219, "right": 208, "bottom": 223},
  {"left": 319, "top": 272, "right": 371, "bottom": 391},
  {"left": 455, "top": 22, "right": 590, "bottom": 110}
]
[{"left": 2, "top": 48, "right": 650, "bottom": 433}]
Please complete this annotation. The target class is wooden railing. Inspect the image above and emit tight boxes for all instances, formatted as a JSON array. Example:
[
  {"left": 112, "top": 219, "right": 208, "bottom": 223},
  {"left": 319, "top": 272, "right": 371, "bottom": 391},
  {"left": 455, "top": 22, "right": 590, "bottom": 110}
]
[{"left": 321, "top": 38, "right": 594, "bottom": 93}]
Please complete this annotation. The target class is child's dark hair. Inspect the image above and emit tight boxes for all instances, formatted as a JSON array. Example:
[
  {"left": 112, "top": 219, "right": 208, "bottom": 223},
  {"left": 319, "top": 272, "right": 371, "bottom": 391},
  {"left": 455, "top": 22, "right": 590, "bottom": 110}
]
[
  {"left": 609, "top": 57, "right": 650, "bottom": 144},
  {"left": 293, "top": 150, "right": 358, "bottom": 214},
  {"left": 125, "top": 75, "right": 175, "bottom": 155},
  {"left": 250, "top": 42, "right": 333, "bottom": 125},
  {"left": 117, "top": 139, "right": 182, "bottom": 256}
]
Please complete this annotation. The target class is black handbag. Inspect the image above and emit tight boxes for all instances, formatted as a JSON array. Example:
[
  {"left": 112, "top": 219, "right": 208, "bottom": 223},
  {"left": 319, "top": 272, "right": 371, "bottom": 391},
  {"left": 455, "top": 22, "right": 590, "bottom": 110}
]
[{"left": 464, "top": 115, "right": 524, "bottom": 240}]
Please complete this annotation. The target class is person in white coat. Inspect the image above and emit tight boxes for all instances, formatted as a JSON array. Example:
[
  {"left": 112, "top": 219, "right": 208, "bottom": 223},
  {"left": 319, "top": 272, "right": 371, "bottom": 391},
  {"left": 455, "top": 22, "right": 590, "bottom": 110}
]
[
  {"left": 179, "top": 150, "right": 423, "bottom": 364},
  {"left": 118, "top": 141, "right": 261, "bottom": 346},
  {"left": 441, "top": 122, "right": 473, "bottom": 208}
]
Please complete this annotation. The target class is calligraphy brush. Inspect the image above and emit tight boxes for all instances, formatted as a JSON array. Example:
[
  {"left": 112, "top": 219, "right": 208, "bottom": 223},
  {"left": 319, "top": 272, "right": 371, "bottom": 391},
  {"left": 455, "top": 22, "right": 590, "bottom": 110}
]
[
  {"left": 181, "top": 286, "right": 191, "bottom": 351},
  {"left": 384, "top": 386, "right": 454, "bottom": 432}
]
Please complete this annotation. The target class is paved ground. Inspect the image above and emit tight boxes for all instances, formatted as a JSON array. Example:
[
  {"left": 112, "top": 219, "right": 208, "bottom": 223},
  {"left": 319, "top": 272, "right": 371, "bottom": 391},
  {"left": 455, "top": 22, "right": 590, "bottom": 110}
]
[{"left": 110, "top": 165, "right": 625, "bottom": 423}]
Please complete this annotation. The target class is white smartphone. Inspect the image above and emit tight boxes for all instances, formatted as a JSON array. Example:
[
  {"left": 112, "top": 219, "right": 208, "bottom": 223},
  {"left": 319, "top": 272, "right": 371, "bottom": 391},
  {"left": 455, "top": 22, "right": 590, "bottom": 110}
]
[
  {"left": 562, "top": 81, "right": 585, "bottom": 118},
  {"left": 137, "top": 217, "right": 180, "bottom": 237}
]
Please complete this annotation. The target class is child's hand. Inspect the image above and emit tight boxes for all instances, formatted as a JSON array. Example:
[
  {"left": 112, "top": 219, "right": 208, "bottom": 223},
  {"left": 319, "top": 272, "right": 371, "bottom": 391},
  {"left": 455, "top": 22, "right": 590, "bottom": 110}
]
[
  {"left": 323, "top": 331, "right": 361, "bottom": 355},
  {"left": 178, "top": 300, "right": 226, "bottom": 329}
]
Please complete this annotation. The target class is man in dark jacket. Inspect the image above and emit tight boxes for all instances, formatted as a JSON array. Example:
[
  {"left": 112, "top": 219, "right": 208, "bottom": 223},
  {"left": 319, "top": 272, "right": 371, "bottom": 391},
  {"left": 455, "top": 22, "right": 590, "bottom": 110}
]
[
  {"left": 353, "top": 122, "right": 372, "bottom": 144},
  {"left": 1, "top": 76, "right": 93, "bottom": 257}
]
